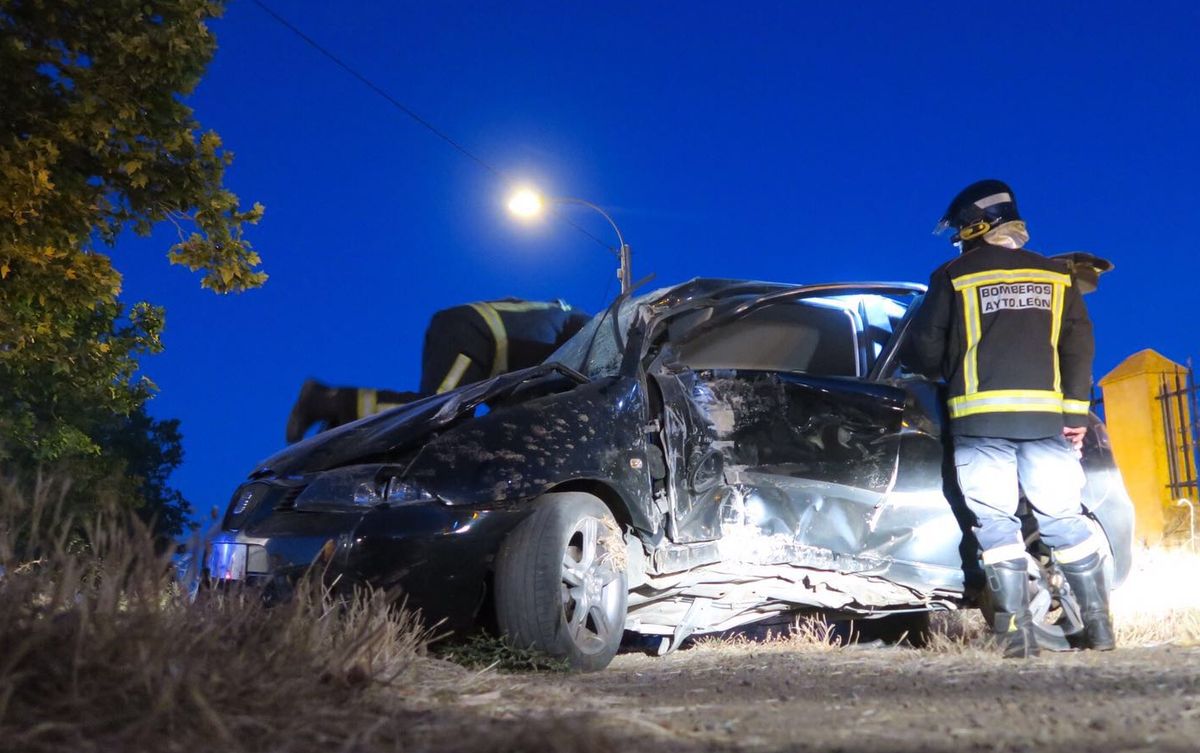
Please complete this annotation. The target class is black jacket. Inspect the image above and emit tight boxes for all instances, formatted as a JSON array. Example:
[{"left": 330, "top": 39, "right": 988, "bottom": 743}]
[{"left": 903, "top": 243, "right": 1095, "bottom": 439}]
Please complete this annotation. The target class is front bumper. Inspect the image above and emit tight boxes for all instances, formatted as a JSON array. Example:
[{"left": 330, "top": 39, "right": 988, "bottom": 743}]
[{"left": 206, "top": 502, "right": 534, "bottom": 630}]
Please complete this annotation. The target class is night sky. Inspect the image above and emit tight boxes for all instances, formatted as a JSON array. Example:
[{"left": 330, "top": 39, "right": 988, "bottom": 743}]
[{"left": 113, "top": 1, "right": 1200, "bottom": 519}]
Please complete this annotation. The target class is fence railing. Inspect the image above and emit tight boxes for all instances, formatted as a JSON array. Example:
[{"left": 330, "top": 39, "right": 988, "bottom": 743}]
[{"left": 1158, "top": 360, "right": 1199, "bottom": 548}]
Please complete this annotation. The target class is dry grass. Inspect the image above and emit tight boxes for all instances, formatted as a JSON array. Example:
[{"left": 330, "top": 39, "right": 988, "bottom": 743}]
[
  {"left": 1111, "top": 544, "right": 1200, "bottom": 646},
  {"left": 691, "top": 614, "right": 851, "bottom": 655},
  {"left": 0, "top": 476, "right": 501, "bottom": 753},
  {"left": 924, "top": 609, "right": 991, "bottom": 654}
]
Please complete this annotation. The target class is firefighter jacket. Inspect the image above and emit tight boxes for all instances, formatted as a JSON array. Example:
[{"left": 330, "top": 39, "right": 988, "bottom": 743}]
[
  {"left": 903, "top": 242, "right": 1095, "bottom": 439},
  {"left": 418, "top": 299, "right": 591, "bottom": 395}
]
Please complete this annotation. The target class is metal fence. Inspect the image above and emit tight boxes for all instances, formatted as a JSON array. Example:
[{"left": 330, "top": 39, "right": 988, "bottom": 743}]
[{"left": 1158, "top": 360, "right": 1199, "bottom": 548}]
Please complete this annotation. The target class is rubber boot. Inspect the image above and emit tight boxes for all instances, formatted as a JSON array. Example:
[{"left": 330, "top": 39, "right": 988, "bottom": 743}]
[
  {"left": 1060, "top": 552, "right": 1116, "bottom": 651},
  {"left": 285, "top": 380, "right": 355, "bottom": 443},
  {"left": 984, "top": 559, "right": 1040, "bottom": 658}
]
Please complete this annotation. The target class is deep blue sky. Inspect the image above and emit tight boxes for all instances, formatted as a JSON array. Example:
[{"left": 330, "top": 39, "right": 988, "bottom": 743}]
[{"left": 115, "top": 1, "right": 1199, "bottom": 518}]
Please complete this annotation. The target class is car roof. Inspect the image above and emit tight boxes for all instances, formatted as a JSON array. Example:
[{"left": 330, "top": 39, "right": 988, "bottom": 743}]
[{"left": 639, "top": 277, "right": 925, "bottom": 312}]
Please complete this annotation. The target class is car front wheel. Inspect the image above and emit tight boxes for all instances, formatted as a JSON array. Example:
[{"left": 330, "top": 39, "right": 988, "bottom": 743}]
[{"left": 494, "top": 492, "right": 628, "bottom": 672}]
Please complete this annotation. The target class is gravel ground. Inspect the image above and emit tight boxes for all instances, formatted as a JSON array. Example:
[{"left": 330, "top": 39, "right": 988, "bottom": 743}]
[{"left": 416, "top": 643, "right": 1200, "bottom": 753}]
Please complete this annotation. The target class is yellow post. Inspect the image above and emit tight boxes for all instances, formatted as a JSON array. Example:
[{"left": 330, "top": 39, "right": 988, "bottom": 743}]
[{"left": 1099, "top": 349, "right": 1193, "bottom": 545}]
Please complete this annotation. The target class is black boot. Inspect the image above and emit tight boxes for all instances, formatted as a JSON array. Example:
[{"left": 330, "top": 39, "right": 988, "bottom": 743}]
[
  {"left": 1060, "top": 552, "right": 1116, "bottom": 651},
  {"left": 285, "top": 380, "right": 356, "bottom": 443},
  {"left": 984, "top": 559, "right": 1040, "bottom": 658}
]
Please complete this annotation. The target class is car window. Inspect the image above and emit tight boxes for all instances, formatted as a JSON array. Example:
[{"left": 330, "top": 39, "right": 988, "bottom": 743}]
[
  {"left": 850, "top": 294, "right": 910, "bottom": 366},
  {"left": 672, "top": 300, "right": 862, "bottom": 377}
]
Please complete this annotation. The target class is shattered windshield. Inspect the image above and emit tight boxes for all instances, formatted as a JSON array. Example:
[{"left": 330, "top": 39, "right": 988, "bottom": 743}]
[{"left": 546, "top": 293, "right": 657, "bottom": 378}]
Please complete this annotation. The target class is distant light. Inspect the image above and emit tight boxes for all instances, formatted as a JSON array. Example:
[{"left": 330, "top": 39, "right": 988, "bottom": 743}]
[{"left": 507, "top": 188, "right": 544, "bottom": 219}]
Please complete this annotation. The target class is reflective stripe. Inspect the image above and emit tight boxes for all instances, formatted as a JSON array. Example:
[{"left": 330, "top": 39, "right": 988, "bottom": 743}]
[
  {"left": 974, "top": 192, "right": 1013, "bottom": 209},
  {"left": 982, "top": 542, "right": 1028, "bottom": 564},
  {"left": 485, "top": 300, "right": 562, "bottom": 313},
  {"left": 469, "top": 303, "right": 508, "bottom": 377},
  {"left": 961, "top": 288, "right": 982, "bottom": 394},
  {"left": 1049, "top": 282, "right": 1065, "bottom": 392},
  {"left": 356, "top": 388, "right": 377, "bottom": 418},
  {"left": 951, "top": 268, "right": 1072, "bottom": 290},
  {"left": 1055, "top": 536, "right": 1099, "bottom": 564},
  {"left": 1062, "top": 398, "right": 1091, "bottom": 415},
  {"left": 948, "top": 389, "right": 1065, "bottom": 419},
  {"left": 951, "top": 402, "right": 1064, "bottom": 418},
  {"left": 436, "top": 353, "right": 472, "bottom": 394}
]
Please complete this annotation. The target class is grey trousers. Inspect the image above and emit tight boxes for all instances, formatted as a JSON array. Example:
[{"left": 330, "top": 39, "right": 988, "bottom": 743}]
[{"left": 953, "top": 434, "right": 1099, "bottom": 565}]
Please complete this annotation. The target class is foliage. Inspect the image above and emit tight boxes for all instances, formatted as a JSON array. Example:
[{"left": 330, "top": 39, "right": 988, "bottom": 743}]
[{"left": 0, "top": 0, "right": 266, "bottom": 534}]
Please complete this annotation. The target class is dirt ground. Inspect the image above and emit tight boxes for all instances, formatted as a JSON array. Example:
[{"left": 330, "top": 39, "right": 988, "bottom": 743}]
[{"left": 414, "top": 642, "right": 1200, "bottom": 753}]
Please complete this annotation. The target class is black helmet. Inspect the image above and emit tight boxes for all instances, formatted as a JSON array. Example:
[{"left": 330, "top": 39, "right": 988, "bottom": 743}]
[{"left": 935, "top": 179, "right": 1022, "bottom": 243}]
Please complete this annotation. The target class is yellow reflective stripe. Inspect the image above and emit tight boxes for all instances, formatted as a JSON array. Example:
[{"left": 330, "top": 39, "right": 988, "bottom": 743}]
[
  {"left": 948, "top": 389, "right": 1065, "bottom": 418},
  {"left": 356, "top": 388, "right": 377, "bottom": 418},
  {"left": 951, "top": 402, "right": 1066, "bottom": 418},
  {"left": 484, "top": 301, "right": 561, "bottom": 313},
  {"left": 1049, "top": 282, "right": 1065, "bottom": 392},
  {"left": 1055, "top": 537, "right": 1099, "bottom": 564},
  {"left": 961, "top": 288, "right": 982, "bottom": 394},
  {"left": 1062, "top": 398, "right": 1091, "bottom": 415},
  {"left": 950, "top": 268, "right": 1072, "bottom": 290},
  {"left": 469, "top": 303, "right": 508, "bottom": 377},
  {"left": 982, "top": 543, "right": 1027, "bottom": 564},
  {"left": 953, "top": 389, "right": 1065, "bottom": 400},
  {"left": 436, "top": 353, "right": 473, "bottom": 394}
]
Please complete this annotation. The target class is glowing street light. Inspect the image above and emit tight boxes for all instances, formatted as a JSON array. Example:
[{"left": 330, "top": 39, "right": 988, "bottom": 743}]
[
  {"left": 507, "top": 188, "right": 544, "bottom": 219},
  {"left": 506, "top": 187, "right": 632, "bottom": 295}
]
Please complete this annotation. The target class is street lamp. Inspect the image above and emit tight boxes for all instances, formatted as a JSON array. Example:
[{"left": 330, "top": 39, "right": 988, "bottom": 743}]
[{"left": 507, "top": 187, "right": 633, "bottom": 295}]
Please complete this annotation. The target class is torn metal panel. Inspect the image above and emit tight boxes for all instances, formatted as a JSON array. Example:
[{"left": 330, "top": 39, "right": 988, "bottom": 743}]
[{"left": 625, "top": 557, "right": 951, "bottom": 638}]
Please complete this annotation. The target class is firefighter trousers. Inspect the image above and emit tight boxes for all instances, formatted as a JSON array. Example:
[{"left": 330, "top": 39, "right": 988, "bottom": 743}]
[{"left": 953, "top": 434, "right": 1099, "bottom": 565}]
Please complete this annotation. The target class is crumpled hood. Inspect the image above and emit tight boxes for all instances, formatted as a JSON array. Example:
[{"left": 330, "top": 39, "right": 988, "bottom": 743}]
[{"left": 252, "top": 364, "right": 586, "bottom": 478}]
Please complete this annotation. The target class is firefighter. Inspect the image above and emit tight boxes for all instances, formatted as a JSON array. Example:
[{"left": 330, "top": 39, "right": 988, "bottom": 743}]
[
  {"left": 904, "top": 180, "right": 1114, "bottom": 657},
  {"left": 285, "top": 298, "right": 590, "bottom": 443}
]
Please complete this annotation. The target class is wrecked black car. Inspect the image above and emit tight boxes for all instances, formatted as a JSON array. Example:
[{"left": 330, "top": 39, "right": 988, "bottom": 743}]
[{"left": 208, "top": 279, "right": 1134, "bottom": 670}]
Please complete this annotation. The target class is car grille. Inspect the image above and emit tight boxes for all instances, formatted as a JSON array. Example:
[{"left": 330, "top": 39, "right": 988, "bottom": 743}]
[{"left": 273, "top": 484, "right": 307, "bottom": 511}]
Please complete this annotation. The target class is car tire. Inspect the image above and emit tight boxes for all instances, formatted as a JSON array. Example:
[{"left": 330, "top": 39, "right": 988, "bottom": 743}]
[{"left": 494, "top": 492, "right": 628, "bottom": 672}]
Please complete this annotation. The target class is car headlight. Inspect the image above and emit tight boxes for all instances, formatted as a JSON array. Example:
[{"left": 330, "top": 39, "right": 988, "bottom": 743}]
[{"left": 293, "top": 466, "right": 437, "bottom": 511}]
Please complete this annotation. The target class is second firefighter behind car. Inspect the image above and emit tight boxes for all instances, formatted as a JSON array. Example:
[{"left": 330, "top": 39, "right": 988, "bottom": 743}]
[{"left": 286, "top": 298, "right": 591, "bottom": 443}]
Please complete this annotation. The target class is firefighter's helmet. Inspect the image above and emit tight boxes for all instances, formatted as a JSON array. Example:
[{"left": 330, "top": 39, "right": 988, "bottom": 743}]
[{"left": 935, "top": 179, "right": 1022, "bottom": 244}]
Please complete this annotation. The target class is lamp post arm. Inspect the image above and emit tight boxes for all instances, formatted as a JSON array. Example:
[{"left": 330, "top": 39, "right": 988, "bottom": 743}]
[
  {"left": 553, "top": 197, "right": 626, "bottom": 252},
  {"left": 552, "top": 196, "right": 632, "bottom": 295}
]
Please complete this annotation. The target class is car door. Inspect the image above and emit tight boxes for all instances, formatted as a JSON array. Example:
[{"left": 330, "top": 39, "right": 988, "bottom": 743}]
[{"left": 650, "top": 296, "right": 907, "bottom": 556}]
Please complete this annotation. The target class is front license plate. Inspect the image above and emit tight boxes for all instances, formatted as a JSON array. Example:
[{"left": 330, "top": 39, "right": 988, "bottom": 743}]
[{"left": 207, "top": 540, "right": 248, "bottom": 581}]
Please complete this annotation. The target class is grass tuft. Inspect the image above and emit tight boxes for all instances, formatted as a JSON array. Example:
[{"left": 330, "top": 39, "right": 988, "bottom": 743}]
[{"left": 435, "top": 632, "right": 572, "bottom": 673}]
